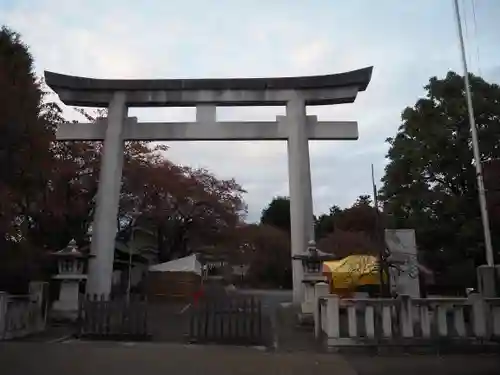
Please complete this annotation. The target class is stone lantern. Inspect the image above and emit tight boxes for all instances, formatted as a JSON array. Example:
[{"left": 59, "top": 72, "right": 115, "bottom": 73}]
[
  {"left": 51, "top": 239, "right": 91, "bottom": 320},
  {"left": 292, "top": 240, "right": 336, "bottom": 318}
]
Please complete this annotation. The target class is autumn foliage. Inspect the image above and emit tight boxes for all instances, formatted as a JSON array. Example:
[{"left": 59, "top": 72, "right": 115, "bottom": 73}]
[
  {"left": 317, "top": 230, "right": 378, "bottom": 259},
  {"left": 0, "top": 27, "right": 246, "bottom": 292},
  {"left": 1, "top": 25, "right": 394, "bottom": 293},
  {"left": 231, "top": 223, "right": 292, "bottom": 288},
  {"left": 121, "top": 142, "right": 246, "bottom": 261}
]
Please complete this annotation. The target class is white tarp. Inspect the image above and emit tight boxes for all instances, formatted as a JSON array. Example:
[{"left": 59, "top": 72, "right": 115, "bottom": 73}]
[{"left": 148, "top": 254, "right": 202, "bottom": 275}]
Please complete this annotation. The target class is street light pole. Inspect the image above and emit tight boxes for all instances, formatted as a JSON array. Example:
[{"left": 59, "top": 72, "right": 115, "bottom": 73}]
[
  {"left": 127, "top": 210, "right": 140, "bottom": 303},
  {"left": 453, "top": 0, "right": 494, "bottom": 266}
]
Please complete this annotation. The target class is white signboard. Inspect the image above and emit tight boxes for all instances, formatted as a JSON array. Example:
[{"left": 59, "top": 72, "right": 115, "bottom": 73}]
[{"left": 385, "top": 229, "right": 420, "bottom": 298}]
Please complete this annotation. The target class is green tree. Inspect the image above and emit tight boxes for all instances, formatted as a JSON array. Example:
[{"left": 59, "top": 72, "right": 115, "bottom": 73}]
[
  {"left": 315, "top": 205, "right": 341, "bottom": 240},
  {"left": 316, "top": 196, "right": 382, "bottom": 255},
  {"left": 315, "top": 196, "right": 381, "bottom": 240},
  {"left": 336, "top": 195, "right": 381, "bottom": 235},
  {"left": 260, "top": 196, "right": 291, "bottom": 233},
  {"left": 380, "top": 71, "right": 500, "bottom": 280},
  {"left": 354, "top": 195, "right": 372, "bottom": 206}
]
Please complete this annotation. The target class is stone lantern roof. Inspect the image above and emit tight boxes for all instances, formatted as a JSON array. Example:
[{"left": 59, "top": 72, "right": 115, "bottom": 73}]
[
  {"left": 52, "top": 239, "right": 91, "bottom": 258},
  {"left": 292, "top": 240, "right": 337, "bottom": 262}
]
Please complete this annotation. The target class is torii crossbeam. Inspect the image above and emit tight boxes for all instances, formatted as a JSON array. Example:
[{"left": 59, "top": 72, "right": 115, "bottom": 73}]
[{"left": 45, "top": 67, "right": 373, "bottom": 303}]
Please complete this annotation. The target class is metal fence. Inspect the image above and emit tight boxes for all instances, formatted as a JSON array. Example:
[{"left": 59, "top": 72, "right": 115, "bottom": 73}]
[
  {"left": 188, "top": 295, "right": 263, "bottom": 345},
  {"left": 77, "top": 295, "right": 150, "bottom": 340}
]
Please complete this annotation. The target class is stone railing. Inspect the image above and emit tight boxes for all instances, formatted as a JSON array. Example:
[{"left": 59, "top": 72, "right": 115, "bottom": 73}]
[
  {"left": 314, "top": 283, "right": 500, "bottom": 347},
  {"left": 0, "top": 282, "right": 48, "bottom": 340}
]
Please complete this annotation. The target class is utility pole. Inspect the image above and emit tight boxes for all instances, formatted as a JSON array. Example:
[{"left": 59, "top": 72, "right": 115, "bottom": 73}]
[
  {"left": 372, "top": 164, "right": 388, "bottom": 296},
  {"left": 453, "top": 0, "right": 494, "bottom": 266},
  {"left": 127, "top": 210, "right": 140, "bottom": 303}
]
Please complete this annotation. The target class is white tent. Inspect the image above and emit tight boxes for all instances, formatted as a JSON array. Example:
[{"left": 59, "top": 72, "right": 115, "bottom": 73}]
[{"left": 148, "top": 254, "right": 202, "bottom": 275}]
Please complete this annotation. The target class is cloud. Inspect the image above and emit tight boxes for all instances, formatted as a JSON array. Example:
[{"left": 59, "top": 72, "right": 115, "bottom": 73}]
[
  {"left": 291, "top": 39, "right": 331, "bottom": 72},
  {"left": 2, "top": 0, "right": 500, "bottom": 222}
]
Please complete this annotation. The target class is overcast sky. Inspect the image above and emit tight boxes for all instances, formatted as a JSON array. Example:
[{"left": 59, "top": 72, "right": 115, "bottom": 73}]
[{"left": 2, "top": 0, "right": 500, "bottom": 222}]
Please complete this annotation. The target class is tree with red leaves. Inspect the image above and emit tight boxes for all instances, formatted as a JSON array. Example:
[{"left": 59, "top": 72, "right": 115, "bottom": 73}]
[
  {"left": 122, "top": 144, "right": 246, "bottom": 261},
  {"left": 0, "top": 27, "right": 248, "bottom": 292},
  {"left": 233, "top": 223, "right": 292, "bottom": 288},
  {"left": 317, "top": 230, "right": 378, "bottom": 259}
]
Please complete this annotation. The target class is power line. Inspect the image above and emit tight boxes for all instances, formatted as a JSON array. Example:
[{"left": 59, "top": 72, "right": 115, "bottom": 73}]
[
  {"left": 461, "top": 0, "right": 472, "bottom": 71},
  {"left": 471, "top": 0, "right": 482, "bottom": 76}
]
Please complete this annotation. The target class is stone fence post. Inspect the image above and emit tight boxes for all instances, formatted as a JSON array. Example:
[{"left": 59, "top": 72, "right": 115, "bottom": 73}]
[
  {"left": 314, "top": 282, "right": 330, "bottom": 338},
  {"left": 398, "top": 294, "right": 414, "bottom": 338},
  {"left": 469, "top": 293, "right": 488, "bottom": 338},
  {"left": 324, "top": 295, "right": 340, "bottom": 341},
  {"left": 29, "top": 282, "right": 49, "bottom": 331},
  {"left": 0, "top": 292, "right": 8, "bottom": 340}
]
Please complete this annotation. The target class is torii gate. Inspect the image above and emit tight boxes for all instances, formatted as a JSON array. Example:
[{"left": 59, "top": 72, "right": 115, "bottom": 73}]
[{"left": 45, "top": 67, "right": 373, "bottom": 303}]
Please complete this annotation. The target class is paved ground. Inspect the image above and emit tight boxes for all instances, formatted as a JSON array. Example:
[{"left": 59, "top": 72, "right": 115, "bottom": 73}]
[
  {"left": 0, "top": 341, "right": 357, "bottom": 375},
  {"left": 233, "top": 289, "right": 293, "bottom": 314},
  {"left": 1, "top": 341, "right": 499, "bottom": 375},
  {"left": 232, "top": 288, "right": 293, "bottom": 348},
  {"left": 11, "top": 323, "right": 74, "bottom": 343},
  {"left": 148, "top": 302, "right": 190, "bottom": 342},
  {"left": 274, "top": 302, "right": 320, "bottom": 352},
  {"left": 345, "top": 353, "right": 500, "bottom": 375}
]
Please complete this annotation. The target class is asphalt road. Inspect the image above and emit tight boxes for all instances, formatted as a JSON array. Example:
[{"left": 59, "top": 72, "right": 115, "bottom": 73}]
[
  {"left": 345, "top": 353, "right": 500, "bottom": 375},
  {"left": 1, "top": 341, "right": 499, "bottom": 375},
  {"left": 232, "top": 289, "right": 293, "bottom": 313},
  {"left": 0, "top": 341, "right": 358, "bottom": 375}
]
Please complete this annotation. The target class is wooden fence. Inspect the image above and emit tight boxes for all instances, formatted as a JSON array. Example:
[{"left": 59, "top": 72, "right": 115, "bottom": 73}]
[
  {"left": 77, "top": 295, "right": 151, "bottom": 340},
  {"left": 189, "top": 296, "right": 263, "bottom": 345}
]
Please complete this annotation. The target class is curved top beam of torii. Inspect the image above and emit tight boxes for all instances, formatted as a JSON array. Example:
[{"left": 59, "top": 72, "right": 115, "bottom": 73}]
[{"left": 44, "top": 67, "right": 373, "bottom": 107}]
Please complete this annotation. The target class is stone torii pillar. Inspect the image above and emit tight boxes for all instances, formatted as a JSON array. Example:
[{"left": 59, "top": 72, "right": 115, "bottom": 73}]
[
  {"left": 286, "top": 97, "right": 315, "bottom": 302},
  {"left": 86, "top": 93, "right": 127, "bottom": 296},
  {"left": 44, "top": 68, "right": 373, "bottom": 301}
]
